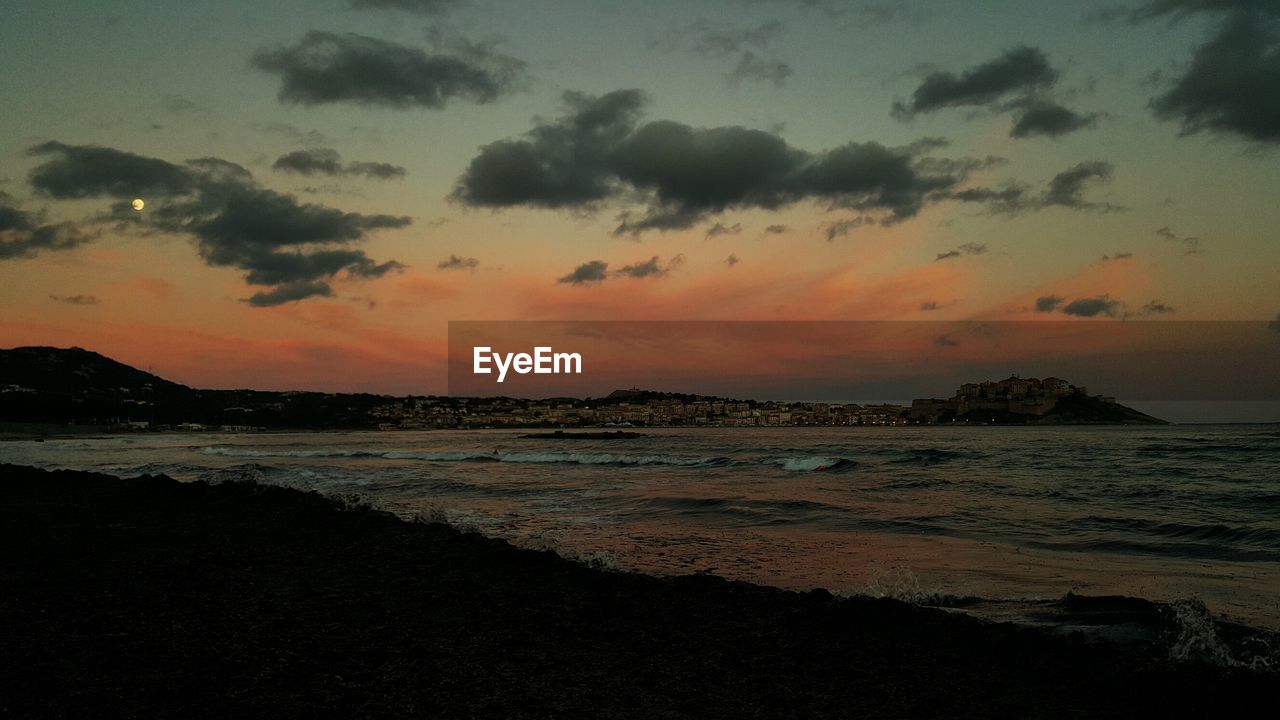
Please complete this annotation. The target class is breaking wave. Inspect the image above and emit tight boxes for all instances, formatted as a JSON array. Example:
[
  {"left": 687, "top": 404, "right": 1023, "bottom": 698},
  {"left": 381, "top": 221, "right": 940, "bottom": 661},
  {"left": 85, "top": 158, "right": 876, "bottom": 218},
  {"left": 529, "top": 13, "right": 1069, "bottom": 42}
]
[{"left": 198, "top": 445, "right": 728, "bottom": 467}]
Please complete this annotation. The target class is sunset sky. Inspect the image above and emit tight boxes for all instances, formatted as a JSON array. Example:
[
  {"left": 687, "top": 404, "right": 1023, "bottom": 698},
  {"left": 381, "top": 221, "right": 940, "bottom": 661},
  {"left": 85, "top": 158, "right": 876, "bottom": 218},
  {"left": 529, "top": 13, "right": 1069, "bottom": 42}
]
[{"left": 2, "top": 0, "right": 1278, "bottom": 396}]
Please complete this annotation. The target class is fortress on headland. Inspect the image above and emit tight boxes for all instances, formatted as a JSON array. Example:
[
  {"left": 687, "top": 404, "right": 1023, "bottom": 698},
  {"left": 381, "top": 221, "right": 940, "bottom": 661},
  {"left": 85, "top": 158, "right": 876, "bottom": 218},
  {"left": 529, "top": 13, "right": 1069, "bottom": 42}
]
[{"left": 909, "top": 375, "right": 1115, "bottom": 423}]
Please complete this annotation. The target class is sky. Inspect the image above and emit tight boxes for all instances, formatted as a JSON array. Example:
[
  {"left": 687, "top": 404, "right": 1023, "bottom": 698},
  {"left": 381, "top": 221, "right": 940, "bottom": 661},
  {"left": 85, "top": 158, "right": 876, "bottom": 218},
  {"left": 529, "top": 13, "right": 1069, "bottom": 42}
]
[{"left": 1, "top": 0, "right": 1278, "bottom": 400}]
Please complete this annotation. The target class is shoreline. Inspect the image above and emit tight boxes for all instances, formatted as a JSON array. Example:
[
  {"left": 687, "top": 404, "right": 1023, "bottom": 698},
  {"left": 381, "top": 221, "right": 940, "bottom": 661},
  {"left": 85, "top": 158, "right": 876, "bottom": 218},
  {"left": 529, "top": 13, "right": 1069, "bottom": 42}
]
[{"left": 1, "top": 463, "right": 1276, "bottom": 717}]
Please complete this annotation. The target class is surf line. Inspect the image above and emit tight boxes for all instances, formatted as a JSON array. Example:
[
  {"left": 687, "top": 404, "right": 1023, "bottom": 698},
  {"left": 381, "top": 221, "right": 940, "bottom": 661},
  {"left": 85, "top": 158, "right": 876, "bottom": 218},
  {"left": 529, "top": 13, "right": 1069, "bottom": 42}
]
[{"left": 473, "top": 346, "right": 583, "bottom": 383}]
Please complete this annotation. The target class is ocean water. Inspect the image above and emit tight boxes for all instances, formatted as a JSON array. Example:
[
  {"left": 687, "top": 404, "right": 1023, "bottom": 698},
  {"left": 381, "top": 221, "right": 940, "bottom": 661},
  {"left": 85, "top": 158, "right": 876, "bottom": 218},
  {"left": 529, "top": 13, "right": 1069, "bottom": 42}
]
[{"left": 4, "top": 425, "right": 1279, "bottom": 638}]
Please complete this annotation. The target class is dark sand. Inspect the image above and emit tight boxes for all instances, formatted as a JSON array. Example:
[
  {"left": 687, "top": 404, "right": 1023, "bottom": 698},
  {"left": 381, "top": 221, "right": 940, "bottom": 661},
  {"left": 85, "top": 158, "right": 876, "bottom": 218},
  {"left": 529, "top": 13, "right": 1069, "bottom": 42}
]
[{"left": 1, "top": 464, "right": 1274, "bottom": 719}]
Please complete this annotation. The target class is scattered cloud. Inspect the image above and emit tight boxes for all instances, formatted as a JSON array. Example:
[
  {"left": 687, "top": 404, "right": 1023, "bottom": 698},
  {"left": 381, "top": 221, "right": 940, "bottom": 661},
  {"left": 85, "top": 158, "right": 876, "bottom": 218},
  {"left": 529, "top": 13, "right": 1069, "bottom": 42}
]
[
  {"left": 1035, "top": 295, "right": 1065, "bottom": 312},
  {"left": 730, "top": 52, "right": 794, "bottom": 86},
  {"left": 617, "top": 255, "right": 678, "bottom": 278},
  {"left": 1009, "top": 99, "right": 1100, "bottom": 138},
  {"left": 261, "top": 123, "right": 330, "bottom": 147},
  {"left": 920, "top": 300, "right": 940, "bottom": 311},
  {"left": 1062, "top": 295, "right": 1121, "bottom": 317},
  {"left": 1142, "top": 299, "right": 1176, "bottom": 314},
  {"left": 824, "top": 216, "right": 871, "bottom": 240},
  {"left": 437, "top": 254, "right": 479, "bottom": 270},
  {"left": 892, "top": 46, "right": 1059, "bottom": 118},
  {"left": 763, "top": 224, "right": 788, "bottom": 234},
  {"left": 660, "top": 19, "right": 793, "bottom": 87},
  {"left": 726, "top": 253, "right": 741, "bottom": 267},
  {"left": 49, "top": 294, "right": 99, "bottom": 305},
  {"left": 1101, "top": 252, "right": 1134, "bottom": 261},
  {"left": 705, "top": 222, "right": 743, "bottom": 239},
  {"left": 273, "top": 148, "right": 407, "bottom": 180},
  {"left": 935, "top": 242, "right": 987, "bottom": 261},
  {"left": 454, "top": 89, "right": 1007, "bottom": 235},
  {"left": 894, "top": 47, "right": 1098, "bottom": 139},
  {"left": 26, "top": 142, "right": 410, "bottom": 305},
  {"left": 558, "top": 255, "right": 685, "bottom": 285},
  {"left": 558, "top": 260, "right": 610, "bottom": 285},
  {"left": 1041, "top": 161, "right": 1120, "bottom": 210},
  {"left": 0, "top": 191, "right": 94, "bottom": 260},
  {"left": 1156, "top": 226, "right": 1202, "bottom": 254},
  {"left": 251, "top": 31, "right": 524, "bottom": 110},
  {"left": 685, "top": 19, "right": 786, "bottom": 57},
  {"left": 160, "top": 93, "right": 202, "bottom": 114}
]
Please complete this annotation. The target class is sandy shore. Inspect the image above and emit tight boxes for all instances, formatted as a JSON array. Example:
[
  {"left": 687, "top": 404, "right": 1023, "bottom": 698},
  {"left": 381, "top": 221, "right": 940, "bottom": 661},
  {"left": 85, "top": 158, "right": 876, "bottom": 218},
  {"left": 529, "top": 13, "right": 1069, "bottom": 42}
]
[{"left": 1, "top": 463, "right": 1275, "bottom": 718}]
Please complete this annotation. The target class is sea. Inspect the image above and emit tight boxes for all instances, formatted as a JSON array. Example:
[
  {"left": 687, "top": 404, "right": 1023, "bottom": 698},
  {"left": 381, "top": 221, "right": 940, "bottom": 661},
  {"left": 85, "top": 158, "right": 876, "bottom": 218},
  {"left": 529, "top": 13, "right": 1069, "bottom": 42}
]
[{"left": 4, "top": 425, "right": 1279, "bottom": 661}]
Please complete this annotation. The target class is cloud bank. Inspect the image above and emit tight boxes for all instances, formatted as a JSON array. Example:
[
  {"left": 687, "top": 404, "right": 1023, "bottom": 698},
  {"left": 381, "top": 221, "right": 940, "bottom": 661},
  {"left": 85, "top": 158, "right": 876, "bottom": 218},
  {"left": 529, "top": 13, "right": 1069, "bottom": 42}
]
[
  {"left": 453, "top": 90, "right": 1039, "bottom": 234},
  {"left": 26, "top": 142, "right": 410, "bottom": 305}
]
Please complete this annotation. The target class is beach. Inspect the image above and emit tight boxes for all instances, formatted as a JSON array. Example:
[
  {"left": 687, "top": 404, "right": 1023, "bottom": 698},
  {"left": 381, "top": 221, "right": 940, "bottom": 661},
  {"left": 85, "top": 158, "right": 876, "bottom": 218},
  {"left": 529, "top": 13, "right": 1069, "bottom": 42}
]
[{"left": 1, "top": 463, "right": 1275, "bottom": 719}]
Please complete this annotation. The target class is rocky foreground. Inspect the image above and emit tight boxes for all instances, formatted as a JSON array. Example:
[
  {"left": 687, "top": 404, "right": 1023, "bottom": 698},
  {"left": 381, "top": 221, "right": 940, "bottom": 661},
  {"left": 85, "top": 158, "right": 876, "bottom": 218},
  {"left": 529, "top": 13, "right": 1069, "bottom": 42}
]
[{"left": 0, "top": 464, "right": 1274, "bottom": 719}]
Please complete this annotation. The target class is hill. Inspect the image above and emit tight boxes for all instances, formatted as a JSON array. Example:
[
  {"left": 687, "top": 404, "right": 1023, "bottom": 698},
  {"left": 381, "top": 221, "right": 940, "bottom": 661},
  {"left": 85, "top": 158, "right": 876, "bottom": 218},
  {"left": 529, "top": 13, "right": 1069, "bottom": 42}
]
[{"left": 0, "top": 346, "right": 188, "bottom": 394}]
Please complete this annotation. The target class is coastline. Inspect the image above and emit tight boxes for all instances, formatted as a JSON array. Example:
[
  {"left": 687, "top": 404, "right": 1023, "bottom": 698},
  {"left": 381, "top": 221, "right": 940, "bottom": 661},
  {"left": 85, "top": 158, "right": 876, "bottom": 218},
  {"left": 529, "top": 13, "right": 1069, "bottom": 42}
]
[{"left": 1, "top": 463, "right": 1276, "bottom": 718}]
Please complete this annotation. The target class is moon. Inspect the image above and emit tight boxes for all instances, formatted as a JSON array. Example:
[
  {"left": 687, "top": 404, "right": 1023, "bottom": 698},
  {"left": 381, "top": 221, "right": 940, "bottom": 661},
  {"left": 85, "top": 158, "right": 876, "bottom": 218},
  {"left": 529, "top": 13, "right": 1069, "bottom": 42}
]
[{"left": 131, "top": 198, "right": 145, "bottom": 212}]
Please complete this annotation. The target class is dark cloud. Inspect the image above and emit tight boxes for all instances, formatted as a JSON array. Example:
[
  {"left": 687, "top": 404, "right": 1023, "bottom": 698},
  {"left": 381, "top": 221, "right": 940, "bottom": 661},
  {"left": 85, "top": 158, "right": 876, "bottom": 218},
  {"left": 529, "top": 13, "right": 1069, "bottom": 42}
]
[
  {"left": 437, "top": 254, "right": 479, "bottom": 270},
  {"left": 558, "top": 260, "right": 609, "bottom": 285},
  {"left": 726, "top": 253, "right": 741, "bottom": 267},
  {"left": 1142, "top": 300, "right": 1176, "bottom": 314},
  {"left": 920, "top": 301, "right": 940, "bottom": 311},
  {"left": 705, "top": 222, "right": 743, "bottom": 239},
  {"left": 892, "top": 46, "right": 1059, "bottom": 118},
  {"left": 1009, "top": 100, "right": 1099, "bottom": 138},
  {"left": 763, "top": 224, "right": 789, "bottom": 234},
  {"left": 455, "top": 90, "right": 997, "bottom": 234},
  {"left": 251, "top": 31, "right": 523, "bottom": 110},
  {"left": 1063, "top": 295, "right": 1121, "bottom": 317},
  {"left": 274, "top": 148, "right": 343, "bottom": 176},
  {"left": 1101, "top": 251, "right": 1134, "bottom": 261},
  {"left": 935, "top": 242, "right": 987, "bottom": 261},
  {"left": 1146, "top": 10, "right": 1280, "bottom": 143},
  {"left": 273, "top": 148, "right": 407, "bottom": 180},
  {"left": 0, "top": 193, "right": 93, "bottom": 260},
  {"left": 28, "top": 141, "right": 198, "bottom": 199},
  {"left": 1035, "top": 295, "right": 1065, "bottom": 312},
  {"left": 454, "top": 89, "right": 647, "bottom": 210},
  {"left": 350, "top": 0, "right": 461, "bottom": 14},
  {"left": 246, "top": 281, "right": 335, "bottom": 307},
  {"left": 730, "top": 52, "right": 794, "bottom": 86},
  {"left": 26, "top": 142, "right": 409, "bottom": 305},
  {"left": 49, "top": 294, "right": 98, "bottom": 305}
]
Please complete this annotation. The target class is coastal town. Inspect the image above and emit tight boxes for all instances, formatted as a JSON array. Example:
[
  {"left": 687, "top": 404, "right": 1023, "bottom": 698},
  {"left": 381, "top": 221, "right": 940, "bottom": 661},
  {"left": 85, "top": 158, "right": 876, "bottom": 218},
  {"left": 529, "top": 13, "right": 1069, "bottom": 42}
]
[{"left": 1, "top": 347, "right": 1162, "bottom": 432}]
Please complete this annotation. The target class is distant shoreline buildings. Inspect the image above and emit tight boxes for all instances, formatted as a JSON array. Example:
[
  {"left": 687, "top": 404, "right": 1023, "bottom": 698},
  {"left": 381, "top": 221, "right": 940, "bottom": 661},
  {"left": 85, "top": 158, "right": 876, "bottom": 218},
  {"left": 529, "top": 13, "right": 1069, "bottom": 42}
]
[{"left": 1, "top": 347, "right": 1152, "bottom": 431}]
